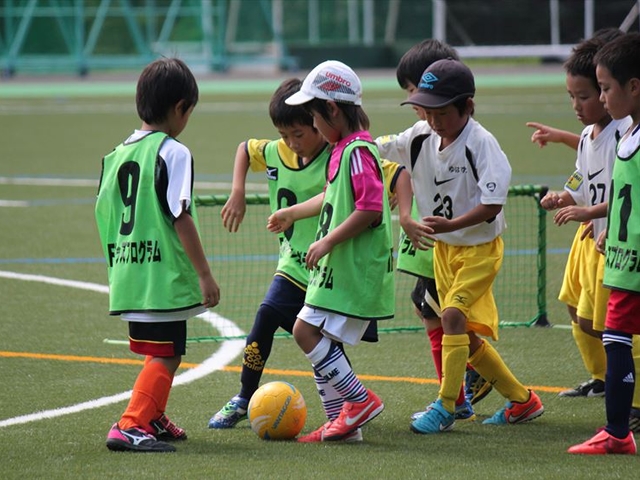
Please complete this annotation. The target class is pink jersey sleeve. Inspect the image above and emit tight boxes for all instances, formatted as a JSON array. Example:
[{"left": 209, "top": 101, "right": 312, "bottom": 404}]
[{"left": 350, "top": 146, "right": 383, "bottom": 212}]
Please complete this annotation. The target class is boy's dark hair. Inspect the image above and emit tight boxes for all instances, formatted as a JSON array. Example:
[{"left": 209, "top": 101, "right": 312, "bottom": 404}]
[
  {"left": 396, "top": 39, "right": 459, "bottom": 90},
  {"left": 451, "top": 96, "right": 474, "bottom": 117},
  {"left": 591, "top": 27, "right": 624, "bottom": 44},
  {"left": 305, "top": 98, "right": 370, "bottom": 132},
  {"left": 564, "top": 29, "right": 624, "bottom": 91},
  {"left": 136, "top": 58, "right": 199, "bottom": 125},
  {"left": 269, "top": 78, "right": 314, "bottom": 128},
  {"left": 594, "top": 32, "right": 640, "bottom": 87}
]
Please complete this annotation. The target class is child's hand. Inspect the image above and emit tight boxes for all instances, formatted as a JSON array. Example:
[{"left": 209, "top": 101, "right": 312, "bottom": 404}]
[
  {"left": 267, "top": 209, "right": 294, "bottom": 234},
  {"left": 200, "top": 273, "right": 220, "bottom": 308},
  {"left": 220, "top": 192, "right": 246, "bottom": 232},
  {"left": 579, "top": 221, "right": 594, "bottom": 240},
  {"left": 540, "top": 191, "right": 563, "bottom": 211},
  {"left": 305, "top": 238, "right": 332, "bottom": 270},
  {"left": 596, "top": 229, "right": 607, "bottom": 254},
  {"left": 553, "top": 205, "right": 590, "bottom": 225},
  {"left": 401, "top": 218, "right": 436, "bottom": 250},
  {"left": 526, "top": 122, "right": 562, "bottom": 148},
  {"left": 422, "top": 216, "right": 453, "bottom": 234}
]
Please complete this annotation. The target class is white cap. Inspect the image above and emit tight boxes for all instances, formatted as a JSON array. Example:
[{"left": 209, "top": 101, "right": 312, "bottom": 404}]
[{"left": 286, "top": 60, "right": 362, "bottom": 106}]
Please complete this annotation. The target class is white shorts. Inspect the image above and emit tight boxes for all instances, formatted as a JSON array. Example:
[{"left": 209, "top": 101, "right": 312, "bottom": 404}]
[{"left": 298, "top": 306, "right": 370, "bottom": 346}]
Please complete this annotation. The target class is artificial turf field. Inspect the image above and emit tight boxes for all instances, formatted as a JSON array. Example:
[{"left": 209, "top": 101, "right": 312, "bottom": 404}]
[{"left": 2, "top": 65, "right": 637, "bottom": 478}]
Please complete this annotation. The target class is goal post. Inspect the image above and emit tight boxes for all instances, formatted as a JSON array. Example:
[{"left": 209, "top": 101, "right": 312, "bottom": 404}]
[{"left": 191, "top": 184, "right": 548, "bottom": 342}]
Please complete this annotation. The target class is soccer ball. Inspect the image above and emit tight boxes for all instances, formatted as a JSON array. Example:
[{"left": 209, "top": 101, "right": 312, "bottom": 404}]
[{"left": 247, "top": 381, "right": 307, "bottom": 440}]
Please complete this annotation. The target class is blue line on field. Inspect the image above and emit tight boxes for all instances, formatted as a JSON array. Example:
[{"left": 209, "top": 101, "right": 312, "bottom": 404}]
[{"left": 0, "top": 249, "right": 572, "bottom": 265}]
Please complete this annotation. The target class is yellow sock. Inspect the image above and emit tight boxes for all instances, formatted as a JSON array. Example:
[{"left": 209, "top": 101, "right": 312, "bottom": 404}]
[
  {"left": 469, "top": 340, "right": 528, "bottom": 403},
  {"left": 633, "top": 336, "right": 640, "bottom": 409},
  {"left": 572, "top": 322, "right": 606, "bottom": 381},
  {"left": 440, "top": 334, "right": 469, "bottom": 413}
]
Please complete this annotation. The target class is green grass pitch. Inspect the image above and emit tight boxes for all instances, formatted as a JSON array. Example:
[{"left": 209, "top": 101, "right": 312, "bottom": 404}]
[{"left": 2, "top": 70, "right": 635, "bottom": 479}]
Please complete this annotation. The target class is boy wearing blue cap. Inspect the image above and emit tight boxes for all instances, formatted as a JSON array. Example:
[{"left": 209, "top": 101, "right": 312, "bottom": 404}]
[{"left": 398, "top": 58, "right": 544, "bottom": 434}]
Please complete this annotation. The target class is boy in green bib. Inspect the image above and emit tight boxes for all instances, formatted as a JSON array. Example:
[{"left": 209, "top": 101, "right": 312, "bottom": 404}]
[{"left": 96, "top": 58, "right": 219, "bottom": 453}]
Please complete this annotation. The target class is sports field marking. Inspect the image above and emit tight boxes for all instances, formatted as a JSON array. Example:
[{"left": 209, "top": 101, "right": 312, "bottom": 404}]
[
  {"left": 0, "top": 71, "right": 566, "bottom": 99},
  {"left": 0, "top": 272, "right": 245, "bottom": 428},
  {"left": 0, "top": 175, "right": 267, "bottom": 192},
  {"left": 0, "top": 349, "right": 568, "bottom": 396}
]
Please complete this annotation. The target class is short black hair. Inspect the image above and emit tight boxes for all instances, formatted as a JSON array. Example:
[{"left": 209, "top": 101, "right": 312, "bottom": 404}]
[
  {"left": 136, "top": 57, "right": 198, "bottom": 124},
  {"left": 594, "top": 32, "right": 640, "bottom": 87},
  {"left": 396, "top": 39, "right": 459, "bottom": 90},
  {"left": 563, "top": 29, "right": 624, "bottom": 91},
  {"left": 305, "top": 98, "right": 370, "bottom": 133},
  {"left": 269, "top": 78, "right": 314, "bottom": 129}
]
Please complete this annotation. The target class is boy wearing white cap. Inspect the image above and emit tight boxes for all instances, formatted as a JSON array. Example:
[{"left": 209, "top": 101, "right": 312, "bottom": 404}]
[{"left": 398, "top": 58, "right": 545, "bottom": 434}]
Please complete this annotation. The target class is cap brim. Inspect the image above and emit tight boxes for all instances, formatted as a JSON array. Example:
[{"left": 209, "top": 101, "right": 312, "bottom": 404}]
[
  {"left": 401, "top": 92, "right": 472, "bottom": 109},
  {"left": 285, "top": 90, "right": 316, "bottom": 105}
]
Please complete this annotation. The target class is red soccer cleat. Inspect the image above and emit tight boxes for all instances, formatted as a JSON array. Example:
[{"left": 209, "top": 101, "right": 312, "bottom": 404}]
[
  {"left": 322, "top": 389, "right": 384, "bottom": 441},
  {"left": 568, "top": 430, "right": 637, "bottom": 455}
]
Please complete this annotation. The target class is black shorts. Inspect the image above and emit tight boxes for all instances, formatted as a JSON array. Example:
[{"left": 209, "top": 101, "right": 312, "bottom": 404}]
[
  {"left": 128, "top": 320, "right": 187, "bottom": 357},
  {"left": 410, "top": 276, "right": 440, "bottom": 319}
]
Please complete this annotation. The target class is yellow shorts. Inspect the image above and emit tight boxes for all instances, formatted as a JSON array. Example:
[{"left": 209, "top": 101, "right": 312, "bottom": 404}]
[
  {"left": 434, "top": 237, "right": 503, "bottom": 340},
  {"left": 559, "top": 225, "right": 601, "bottom": 321},
  {"left": 558, "top": 225, "right": 584, "bottom": 309},
  {"left": 592, "top": 254, "right": 609, "bottom": 332}
]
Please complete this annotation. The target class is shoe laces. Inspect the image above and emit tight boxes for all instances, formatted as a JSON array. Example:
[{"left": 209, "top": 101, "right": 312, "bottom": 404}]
[
  {"left": 154, "top": 414, "right": 183, "bottom": 436},
  {"left": 221, "top": 398, "right": 247, "bottom": 417}
]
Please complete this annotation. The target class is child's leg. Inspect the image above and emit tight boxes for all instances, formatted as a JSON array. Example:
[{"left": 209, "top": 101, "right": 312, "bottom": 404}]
[
  {"left": 426, "top": 320, "right": 444, "bottom": 381},
  {"left": 295, "top": 311, "right": 383, "bottom": 441},
  {"left": 575, "top": 316, "right": 606, "bottom": 380},
  {"left": 120, "top": 321, "right": 184, "bottom": 430},
  {"left": 313, "top": 365, "right": 345, "bottom": 420},
  {"left": 300, "top": 327, "right": 367, "bottom": 404},
  {"left": 468, "top": 335, "right": 529, "bottom": 404},
  {"left": 120, "top": 356, "right": 180, "bottom": 431},
  {"left": 437, "top": 308, "right": 470, "bottom": 413},
  {"left": 239, "top": 304, "right": 287, "bottom": 400},
  {"left": 632, "top": 335, "right": 640, "bottom": 413},
  {"left": 602, "top": 330, "right": 635, "bottom": 438}
]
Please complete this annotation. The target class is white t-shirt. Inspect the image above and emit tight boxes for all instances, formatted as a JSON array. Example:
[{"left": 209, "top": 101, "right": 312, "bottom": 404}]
[
  {"left": 564, "top": 117, "right": 632, "bottom": 237},
  {"left": 377, "top": 118, "right": 511, "bottom": 246}
]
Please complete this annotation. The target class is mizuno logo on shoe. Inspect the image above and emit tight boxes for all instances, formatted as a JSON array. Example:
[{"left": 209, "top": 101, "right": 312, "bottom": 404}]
[
  {"left": 122, "top": 429, "right": 152, "bottom": 446},
  {"left": 345, "top": 403, "right": 375, "bottom": 426}
]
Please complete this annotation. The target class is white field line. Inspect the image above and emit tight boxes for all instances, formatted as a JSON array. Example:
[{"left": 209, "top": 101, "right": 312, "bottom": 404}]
[
  {"left": 0, "top": 271, "right": 244, "bottom": 428},
  {"left": 0, "top": 176, "right": 267, "bottom": 192}
]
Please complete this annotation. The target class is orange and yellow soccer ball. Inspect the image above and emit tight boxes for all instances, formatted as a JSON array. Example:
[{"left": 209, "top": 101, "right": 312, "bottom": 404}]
[{"left": 247, "top": 381, "right": 307, "bottom": 440}]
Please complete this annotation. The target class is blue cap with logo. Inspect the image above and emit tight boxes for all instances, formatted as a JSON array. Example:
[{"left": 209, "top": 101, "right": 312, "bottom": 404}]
[{"left": 401, "top": 58, "right": 475, "bottom": 109}]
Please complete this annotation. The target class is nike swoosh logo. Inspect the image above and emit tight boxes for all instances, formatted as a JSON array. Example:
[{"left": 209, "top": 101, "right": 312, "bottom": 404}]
[
  {"left": 434, "top": 177, "right": 455, "bottom": 186},
  {"left": 587, "top": 168, "right": 604, "bottom": 181},
  {"left": 509, "top": 403, "right": 537, "bottom": 423},
  {"left": 344, "top": 403, "right": 375, "bottom": 426}
]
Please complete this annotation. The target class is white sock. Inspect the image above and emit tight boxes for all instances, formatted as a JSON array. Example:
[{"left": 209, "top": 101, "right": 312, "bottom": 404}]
[{"left": 312, "top": 340, "right": 366, "bottom": 403}]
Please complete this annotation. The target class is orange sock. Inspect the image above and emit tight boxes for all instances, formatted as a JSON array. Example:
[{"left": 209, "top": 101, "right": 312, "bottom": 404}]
[{"left": 119, "top": 361, "right": 172, "bottom": 430}]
